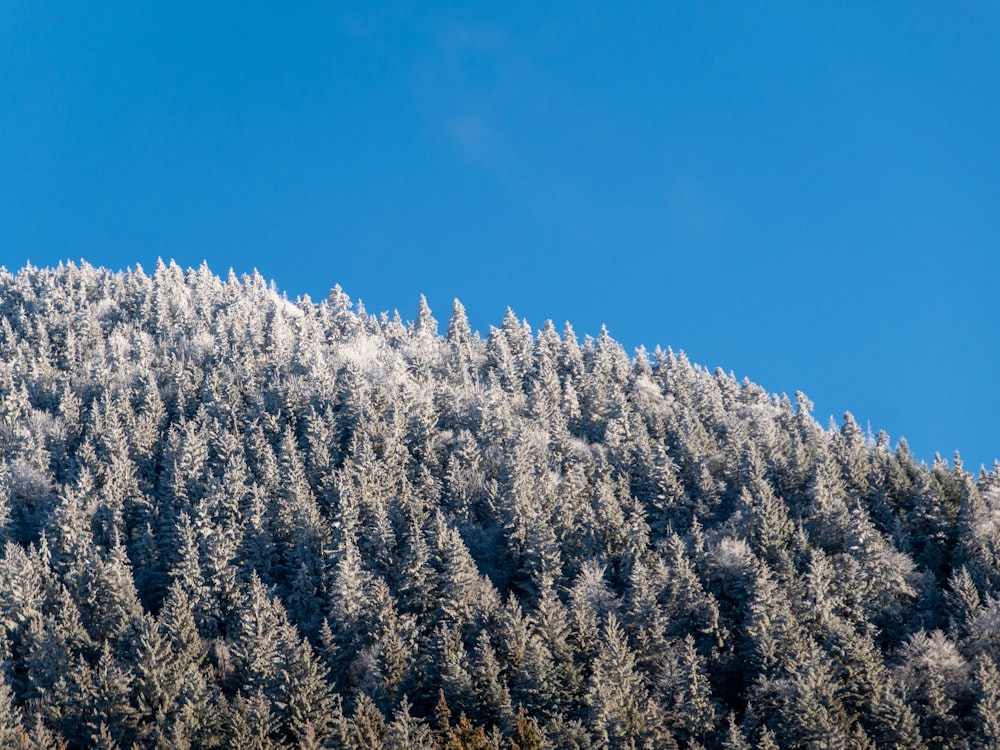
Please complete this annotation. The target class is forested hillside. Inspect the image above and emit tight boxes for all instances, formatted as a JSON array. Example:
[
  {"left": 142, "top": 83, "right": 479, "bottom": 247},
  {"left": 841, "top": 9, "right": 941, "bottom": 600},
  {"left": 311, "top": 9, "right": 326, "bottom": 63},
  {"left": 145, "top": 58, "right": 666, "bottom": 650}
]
[{"left": 0, "top": 261, "right": 997, "bottom": 749}]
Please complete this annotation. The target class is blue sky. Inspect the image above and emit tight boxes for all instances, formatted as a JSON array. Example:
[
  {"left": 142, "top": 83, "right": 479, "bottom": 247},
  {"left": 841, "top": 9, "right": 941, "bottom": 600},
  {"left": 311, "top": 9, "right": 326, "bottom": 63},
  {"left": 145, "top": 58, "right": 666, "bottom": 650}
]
[{"left": 2, "top": 2, "right": 998, "bottom": 470}]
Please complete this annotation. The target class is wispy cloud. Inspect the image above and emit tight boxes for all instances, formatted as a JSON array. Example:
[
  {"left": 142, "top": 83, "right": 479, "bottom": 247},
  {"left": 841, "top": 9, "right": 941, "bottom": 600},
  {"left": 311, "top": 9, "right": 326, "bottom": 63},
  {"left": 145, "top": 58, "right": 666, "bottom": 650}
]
[{"left": 445, "top": 111, "right": 505, "bottom": 163}]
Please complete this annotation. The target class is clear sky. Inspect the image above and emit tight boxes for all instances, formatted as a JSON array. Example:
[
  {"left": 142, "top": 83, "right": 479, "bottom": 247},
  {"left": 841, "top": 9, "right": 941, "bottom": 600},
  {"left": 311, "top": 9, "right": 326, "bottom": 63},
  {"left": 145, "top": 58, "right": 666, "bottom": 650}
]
[{"left": 2, "top": 2, "right": 998, "bottom": 471}]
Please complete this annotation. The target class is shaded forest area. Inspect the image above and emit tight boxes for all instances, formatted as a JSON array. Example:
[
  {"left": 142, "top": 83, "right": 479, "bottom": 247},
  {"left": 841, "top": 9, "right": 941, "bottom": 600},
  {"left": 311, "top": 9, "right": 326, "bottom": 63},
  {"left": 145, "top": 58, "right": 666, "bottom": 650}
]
[{"left": 0, "top": 261, "right": 998, "bottom": 749}]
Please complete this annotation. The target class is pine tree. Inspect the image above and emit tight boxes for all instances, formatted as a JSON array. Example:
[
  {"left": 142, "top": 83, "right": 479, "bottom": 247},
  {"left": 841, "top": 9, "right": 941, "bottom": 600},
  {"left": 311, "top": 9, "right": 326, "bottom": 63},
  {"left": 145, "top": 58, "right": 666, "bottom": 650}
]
[
  {"left": 533, "top": 583, "right": 582, "bottom": 715},
  {"left": 472, "top": 630, "right": 514, "bottom": 732},
  {"left": 0, "top": 675, "right": 25, "bottom": 748},
  {"left": 435, "top": 623, "right": 476, "bottom": 720},
  {"left": 721, "top": 712, "right": 750, "bottom": 750},
  {"left": 664, "top": 635, "right": 716, "bottom": 746},
  {"left": 737, "top": 445, "right": 795, "bottom": 569},
  {"left": 584, "top": 614, "right": 649, "bottom": 749},
  {"left": 508, "top": 707, "right": 543, "bottom": 750},
  {"left": 446, "top": 299, "right": 472, "bottom": 347},
  {"left": 773, "top": 646, "right": 852, "bottom": 750},
  {"left": 866, "top": 679, "right": 926, "bottom": 750},
  {"left": 133, "top": 612, "right": 178, "bottom": 738},
  {"left": 893, "top": 630, "right": 969, "bottom": 750},
  {"left": 946, "top": 566, "right": 982, "bottom": 639},
  {"left": 385, "top": 696, "right": 435, "bottom": 750},
  {"left": 974, "top": 654, "right": 1000, "bottom": 750},
  {"left": 230, "top": 574, "right": 288, "bottom": 697},
  {"left": 660, "top": 532, "right": 721, "bottom": 649},
  {"left": 229, "top": 691, "right": 282, "bottom": 750},
  {"left": 441, "top": 714, "right": 493, "bottom": 750},
  {"left": 86, "top": 643, "right": 137, "bottom": 749}
]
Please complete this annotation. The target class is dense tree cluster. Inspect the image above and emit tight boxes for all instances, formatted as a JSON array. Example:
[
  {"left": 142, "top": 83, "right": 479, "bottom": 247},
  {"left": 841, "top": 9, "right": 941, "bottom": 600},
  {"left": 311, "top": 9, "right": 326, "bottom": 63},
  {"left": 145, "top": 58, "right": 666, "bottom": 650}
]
[{"left": 0, "top": 260, "right": 997, "bottom": 748}]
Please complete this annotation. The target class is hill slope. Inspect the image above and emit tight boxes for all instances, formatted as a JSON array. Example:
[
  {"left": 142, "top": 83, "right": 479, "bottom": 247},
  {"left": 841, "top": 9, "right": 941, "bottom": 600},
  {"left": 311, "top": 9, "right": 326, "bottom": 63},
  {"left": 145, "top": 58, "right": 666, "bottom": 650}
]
[{"left": 0, "top": 260, "right": 997, "bottom": 748}]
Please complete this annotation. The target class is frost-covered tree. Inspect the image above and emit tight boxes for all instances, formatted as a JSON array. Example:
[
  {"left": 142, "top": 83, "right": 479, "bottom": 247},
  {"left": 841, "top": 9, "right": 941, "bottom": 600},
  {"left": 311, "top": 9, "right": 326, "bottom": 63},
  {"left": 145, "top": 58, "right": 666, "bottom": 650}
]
[{"left": 0, "top": 261, "right": 995, "bottom": 747}]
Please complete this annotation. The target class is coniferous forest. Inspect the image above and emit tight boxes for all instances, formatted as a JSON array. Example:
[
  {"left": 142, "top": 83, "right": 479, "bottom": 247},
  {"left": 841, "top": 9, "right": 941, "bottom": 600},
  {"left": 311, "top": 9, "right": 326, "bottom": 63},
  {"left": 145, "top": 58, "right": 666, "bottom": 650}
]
[{"left": 1, "top": 260, "right": 999, "bottom": 749}]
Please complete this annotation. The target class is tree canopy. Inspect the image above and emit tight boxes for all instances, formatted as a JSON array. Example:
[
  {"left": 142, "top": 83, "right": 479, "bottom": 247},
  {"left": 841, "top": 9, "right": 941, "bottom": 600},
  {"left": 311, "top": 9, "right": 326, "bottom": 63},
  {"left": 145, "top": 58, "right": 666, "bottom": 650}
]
[{"left": 0, "top": 260, "right": 995, "bottom": 748}]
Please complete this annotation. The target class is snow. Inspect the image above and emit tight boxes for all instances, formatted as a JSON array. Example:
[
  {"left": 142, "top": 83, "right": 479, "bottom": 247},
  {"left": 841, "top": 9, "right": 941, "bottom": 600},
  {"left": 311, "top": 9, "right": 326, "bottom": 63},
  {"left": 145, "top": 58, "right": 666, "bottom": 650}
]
[{"left": 271, "top": 291, "right": 304, "bottom": 318}]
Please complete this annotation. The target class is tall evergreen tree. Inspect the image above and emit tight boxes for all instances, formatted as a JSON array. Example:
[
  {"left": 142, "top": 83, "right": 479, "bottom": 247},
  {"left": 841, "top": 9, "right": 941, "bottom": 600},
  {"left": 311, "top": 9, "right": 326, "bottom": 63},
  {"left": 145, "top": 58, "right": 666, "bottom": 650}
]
[{"left": 584, "top": 614, "right": 649, "bottom": 750}]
